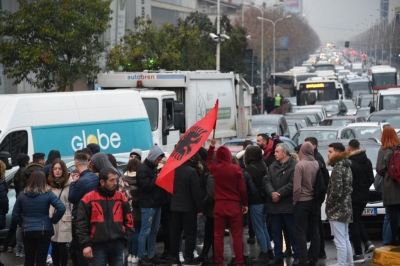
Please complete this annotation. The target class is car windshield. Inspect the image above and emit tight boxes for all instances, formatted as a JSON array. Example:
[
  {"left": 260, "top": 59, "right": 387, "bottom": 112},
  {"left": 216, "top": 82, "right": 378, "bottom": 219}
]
[
  {"left": 318, "top": 145, "right": 380, "bottom": 169},
  {"left": 251, "top": 124, "right": 278, "bottom": 135},
  {"left": 315, "top": 65, "right": 335, "bottom": 71},
  {"left": 343, "top": 101, "right": 356, "bottom": 109},
  {"left": 285, "top": 118, "right": 308, "bottom": 128},
  {"left": 360, "top": 97, "right": 372, "bottom": 107},
  {"left": 318, "top": 103, "right": 339, "bottom": 112},
  {"left": 288, "top": 125, "right": 297, "bottom": 138},
  {"left": 356, "top": 109, "right": 371, "bottom": 118},
  {"left": 348, "top": 126, "right": 382, "bottom": 140},
  {"left": 380, "top": 95, "right": 400, "bottom": 110},
  {"left": 292, "top": 130, "right": 337, "bottom": 144},
  {"left": 320, "top": 119, "right": 353, "bottom": 126},
  {"left": 368, "top": 115, "right": 400, "bottom": 128}
]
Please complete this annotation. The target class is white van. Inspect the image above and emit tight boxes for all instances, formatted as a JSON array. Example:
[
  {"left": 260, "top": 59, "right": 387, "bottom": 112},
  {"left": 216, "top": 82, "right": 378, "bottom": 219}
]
[{"left": 0, "top": 90, "right": 155, "bottom": 174}]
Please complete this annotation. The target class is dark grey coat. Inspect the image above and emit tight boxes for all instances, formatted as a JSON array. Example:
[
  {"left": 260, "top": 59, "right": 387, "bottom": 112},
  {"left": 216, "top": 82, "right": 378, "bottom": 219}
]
[
  {"left": 266, "top": 156, "right": 297, "bottom": 214},
  {"left": 376, "top": 147, "right": 400, "bottom": 205}
]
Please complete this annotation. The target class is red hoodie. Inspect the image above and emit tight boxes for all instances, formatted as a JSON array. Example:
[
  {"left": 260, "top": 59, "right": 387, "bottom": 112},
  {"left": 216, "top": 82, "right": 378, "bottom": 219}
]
[{"left": 206, "top": 146, "right": 248, "bottom": 206}]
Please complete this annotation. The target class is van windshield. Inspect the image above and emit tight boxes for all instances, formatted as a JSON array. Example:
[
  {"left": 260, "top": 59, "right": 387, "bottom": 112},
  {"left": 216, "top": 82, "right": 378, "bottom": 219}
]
[
  {"left": 142, "top": 98, "right": 159, "bottom": 131},
  {"left": 252, "top": 124, "right": 278, "bottom": 135}
]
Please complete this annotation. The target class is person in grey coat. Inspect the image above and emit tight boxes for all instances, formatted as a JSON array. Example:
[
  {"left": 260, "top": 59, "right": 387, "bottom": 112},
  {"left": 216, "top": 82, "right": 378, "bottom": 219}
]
[
  {"left": 266, "top": 143, "right": 300, "bottom": 265},
  {"left": 376, "top": 126, "right": 400, "bottom": 246}
]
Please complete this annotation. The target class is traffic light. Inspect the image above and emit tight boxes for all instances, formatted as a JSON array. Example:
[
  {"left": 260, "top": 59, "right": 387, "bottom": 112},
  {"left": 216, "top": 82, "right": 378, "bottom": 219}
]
[{"left": 345, "top": 41, "right": 350, "bottom": 48}]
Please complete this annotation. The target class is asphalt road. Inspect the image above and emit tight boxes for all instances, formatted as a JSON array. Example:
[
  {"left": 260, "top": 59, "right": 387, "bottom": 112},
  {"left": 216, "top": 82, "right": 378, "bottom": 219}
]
[{"left": 0, "top": 230, "right": 380, "bottom": 266}]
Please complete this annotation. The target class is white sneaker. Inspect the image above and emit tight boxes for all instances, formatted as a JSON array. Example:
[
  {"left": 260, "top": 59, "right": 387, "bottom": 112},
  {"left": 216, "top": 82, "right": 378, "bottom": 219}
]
[
  {"left": 132, "top": 256, "right": 139, "bottom": 263},
  {"left": 179, "top": 252, "right": 184, "bottom": 262},
  {"left": 193, "top": 250, "right": 199, "bottom": 258},
  {"left": 46, "top": 254, "right": 53, "bottom": 264}
]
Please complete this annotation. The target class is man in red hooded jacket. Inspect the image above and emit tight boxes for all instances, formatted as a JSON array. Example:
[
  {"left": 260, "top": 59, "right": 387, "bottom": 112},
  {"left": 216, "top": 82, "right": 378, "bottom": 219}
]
[{"left": 206, "top": 137, "right": 248, "bottom": 266}]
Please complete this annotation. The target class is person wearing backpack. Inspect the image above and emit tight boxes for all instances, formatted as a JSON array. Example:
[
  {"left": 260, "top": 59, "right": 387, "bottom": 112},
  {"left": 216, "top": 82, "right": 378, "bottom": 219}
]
[
  {"left": 347, "top": 139, "right": 375, "bottom": 262},
  {"left": 376, "top": 126, "right": 400, "bottom": 246},
  {"left": 266, "top": 143, "right": 300, "bottom": 265},
  {"left": 293, "top": 142, "right": 320, "bottom": 266}
]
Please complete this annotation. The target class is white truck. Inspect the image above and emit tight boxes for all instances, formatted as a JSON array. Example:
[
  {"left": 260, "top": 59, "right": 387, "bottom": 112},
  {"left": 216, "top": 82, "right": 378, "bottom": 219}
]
[{"left": 97, "top": 71, "right": 254, "bottom": 151}]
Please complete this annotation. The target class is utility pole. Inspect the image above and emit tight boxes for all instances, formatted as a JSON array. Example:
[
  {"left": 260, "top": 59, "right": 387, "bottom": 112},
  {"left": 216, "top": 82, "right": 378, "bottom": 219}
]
[{"left": 216, "top": 0, "right": 220, "bottom": 71}]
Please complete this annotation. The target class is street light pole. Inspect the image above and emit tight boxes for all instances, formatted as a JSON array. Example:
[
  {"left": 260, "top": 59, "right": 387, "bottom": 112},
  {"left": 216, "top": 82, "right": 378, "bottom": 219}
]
[{"left": 216, "top": 0, "right": 220, "bottom": 71}]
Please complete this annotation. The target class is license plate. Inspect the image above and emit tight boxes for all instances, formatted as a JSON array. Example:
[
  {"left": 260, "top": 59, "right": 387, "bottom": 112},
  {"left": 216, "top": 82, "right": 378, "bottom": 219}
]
[{"left": 362, "top": 208, "right": 377, "bottom": 216}]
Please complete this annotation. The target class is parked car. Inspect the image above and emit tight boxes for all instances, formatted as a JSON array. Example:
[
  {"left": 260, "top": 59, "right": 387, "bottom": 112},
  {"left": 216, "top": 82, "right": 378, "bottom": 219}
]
[
  {"left": 319, "top": 116, "right": 365, "bottom": 126},
  {"left": 315, "top": 100, "right": 348, "bottom": 117},
  {"left": 287, "top": 121, "right": 302, "bottom": 138},
  {"left": 344, "top": 122, "right": 391, "bottom": 140},
  {"left": 223, "top": 136, "right": 297, "bottom": 156},
  {"left": 292, "top": 126, "right": 356, "bottom": 145},
  {"left": 367, "top": 110, "right": 400, "bottom": 131},
  {"left": 318, "top": 139, "right": 384, "bottom": 228},
  {"left": 342, "top": 99, "right": 357, "bottom": 115}
]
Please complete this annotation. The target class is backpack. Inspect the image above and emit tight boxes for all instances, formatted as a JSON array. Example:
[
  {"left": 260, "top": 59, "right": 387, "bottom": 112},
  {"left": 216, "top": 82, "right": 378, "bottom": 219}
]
[
  {"left": 388, "top": 146, "right": 400, "bottom": 184},
  {"left": 313, "top": 161, "right": 329, "bottom": 203}
]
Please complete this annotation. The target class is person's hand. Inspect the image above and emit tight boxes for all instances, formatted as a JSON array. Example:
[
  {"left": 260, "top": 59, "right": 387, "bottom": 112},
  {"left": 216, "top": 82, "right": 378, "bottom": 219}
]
[
  {"left": 271, "top": 192, "right": 280, "bottom": 202},
  {"left": 71, "top": 172, "right": 80, "bottom": 182},
  {"left": 242, "top": 206, "right": 248, "bottom": 214},
  {"left": 83, "top": 247, "right": 93, "bottom": 259},
  {"left": 210, "top": 137, "right": 216, "bottom": 147},
  {"left": 198, "top": 212, "right": 203, "bottom": 216}
]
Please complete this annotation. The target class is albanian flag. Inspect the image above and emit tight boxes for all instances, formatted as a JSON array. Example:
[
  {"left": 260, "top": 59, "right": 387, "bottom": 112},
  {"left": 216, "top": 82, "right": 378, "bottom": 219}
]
[{"left": 156, "top": 100, "right": 219, "bottom": 193}]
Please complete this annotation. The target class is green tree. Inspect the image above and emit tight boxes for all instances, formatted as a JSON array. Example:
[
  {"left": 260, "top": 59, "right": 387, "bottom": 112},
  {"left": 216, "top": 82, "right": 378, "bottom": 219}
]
[{"left": 0, "top": 0, "right": 112, "bottom": 92}]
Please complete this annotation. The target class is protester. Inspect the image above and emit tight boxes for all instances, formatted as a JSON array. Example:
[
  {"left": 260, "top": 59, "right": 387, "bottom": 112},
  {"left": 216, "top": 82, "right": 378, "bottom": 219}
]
[
  {"left": 44, "top": 150, "right": 61, "bottom": 178},
  {"left": 137, "top": 145, "right": 166, "bottom": 266},
  {"left": 293, "top": 142, "right": 319, "bottom": 266},
  {"left": 68, "top": 152, "right": 98, "bottom": 266},
  {"left": 89, "top": 152, "right": 119, "bottom": 176},
  {"left": 347, "top": 139, "right": 375, "bottom": 262},
  {"left": 0, "top": 159, "right": 8, "bottom": 266},
  {"left": 121, "top": 158, "right": 142, "bottom": 263},
  {"left": 266, "top": 143, "right": 299, "bottom": 265},
  {"left": 12, "top": 171, "right": 65, "bottom": 266},
  {"left": 86, "top": 143, "right": 100, "bottom": 155},
  {"left": 244, "top": 145, "right": 274, "bottom": 263},
  {"left": 48, "top": 159, "right": 72, "bottom": 266},
  {"left": 168, "top": 153, "right": 203, "bottom": 265},
  {"left": 76, "top": 168, "right": 134, "bottom": 265},
  {"left": 326, "top": 142, "right": 353, "bottom": 266},
  {"left": 376, "top": 126, "right": 400, "bottom": 246},
  {"left": 207, "top": 137, "right": 248, "bottom": 266},
  {"left": 130, "top": 149, "right": 142, "bottom": 161}
]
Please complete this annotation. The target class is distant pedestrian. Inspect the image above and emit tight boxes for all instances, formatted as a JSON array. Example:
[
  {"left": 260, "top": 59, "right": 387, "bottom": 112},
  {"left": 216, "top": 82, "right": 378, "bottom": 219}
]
[
  {"left": 274, "top": 94, "right": 282, "bottom": 109},
  {"left": 207, "top": 137, "right": 248, "bottom": 266},
  {"left": 376, "top": 126, "right": 400, "bottom": 246},
  {"left": 12, "top": 171, "right": 65, "bottom": 266},
  {"left": 326, "top": 142, "right": 353, "bottom": 266},
  {"left": 76, "top": 168, "right": 134, "bottom": 266},
  {"left": 347, "top": 139, "right": 375, "bottom": 262},
  {"left": 130, "top": 149, "right": 142, "bottom": 161},
  {"left": 44, "top": 150, "right": 61, "bottom": 178}
]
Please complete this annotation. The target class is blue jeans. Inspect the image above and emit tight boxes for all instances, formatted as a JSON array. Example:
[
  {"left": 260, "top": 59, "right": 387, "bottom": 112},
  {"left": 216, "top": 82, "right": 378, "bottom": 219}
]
[
  {"left": 249, "top": 204, "right": 272, "bottom": 251},
  {"left": 330, "top": 221, "right": 353, "bottom": 266},
  {"left": 91, "top": 240, "right": 124, "bottom": 266},
  {"left": 128, "top": 221, "right": 142, "bottom": 256},
  {"left": 138, "top": 207, "right": 161, "bottom": 258},
  {"left": 271, "top": 213, "right": 300, "bottom": 259}
]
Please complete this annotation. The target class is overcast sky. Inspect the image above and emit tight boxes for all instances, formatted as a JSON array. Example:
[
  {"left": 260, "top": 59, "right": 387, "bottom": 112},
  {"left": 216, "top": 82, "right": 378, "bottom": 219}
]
[{"left": 253, "top": 0, "right": 381, "bottom": 44}]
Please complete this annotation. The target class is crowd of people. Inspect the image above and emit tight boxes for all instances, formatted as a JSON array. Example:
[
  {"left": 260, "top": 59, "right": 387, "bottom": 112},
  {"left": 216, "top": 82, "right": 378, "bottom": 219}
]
[{"left": 1, "top": 126, "right": 400, "bottom": 266}]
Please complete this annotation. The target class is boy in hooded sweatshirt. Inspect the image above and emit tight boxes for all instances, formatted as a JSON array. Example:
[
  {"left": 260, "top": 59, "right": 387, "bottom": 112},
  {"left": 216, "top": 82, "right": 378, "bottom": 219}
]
[
  {"left": 206, "top": 137, "right": 248, "bottom": 266},
  {"left": 137, "top": 145, "right": 166, "bottom": 266},
  {"left": 293, "top": 142, "right": 320, "bottom": 266}
]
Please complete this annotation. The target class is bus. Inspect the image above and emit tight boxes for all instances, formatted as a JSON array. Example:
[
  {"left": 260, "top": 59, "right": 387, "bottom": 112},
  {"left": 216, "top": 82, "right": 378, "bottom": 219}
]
[
  {"left": 296, "top": 78, "right": 344, "bottom": 106},
  {"left": 368, "top": 65, "right": 399, "bottom": 91}
]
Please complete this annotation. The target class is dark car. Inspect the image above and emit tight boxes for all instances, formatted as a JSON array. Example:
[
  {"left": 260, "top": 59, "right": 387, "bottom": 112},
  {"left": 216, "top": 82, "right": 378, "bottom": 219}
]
[{"left": 319, "top": 116, "right": 365, "bottom": 126}]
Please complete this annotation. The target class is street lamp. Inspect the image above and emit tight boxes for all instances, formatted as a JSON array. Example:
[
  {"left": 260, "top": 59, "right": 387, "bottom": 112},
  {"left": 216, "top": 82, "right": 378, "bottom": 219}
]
[
  {"left": 257, "top": 15, "right": 292, "bottom": 97},
  {"left": 243, "top": 2, "right": 283, "bottom": 113}
]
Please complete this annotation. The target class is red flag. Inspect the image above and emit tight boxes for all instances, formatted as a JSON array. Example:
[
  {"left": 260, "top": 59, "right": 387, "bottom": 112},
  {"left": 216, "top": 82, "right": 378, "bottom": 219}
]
[{"left": 156, "top": 100, "right": 219, "bottom": 193}]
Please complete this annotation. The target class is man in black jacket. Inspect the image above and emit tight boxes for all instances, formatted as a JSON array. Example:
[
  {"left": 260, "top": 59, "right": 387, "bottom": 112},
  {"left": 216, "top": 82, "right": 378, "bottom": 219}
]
[
  {"left": 347, "top": 139, "right": 375, "bottom": 263},
  {"left": 304, "top": 137, "right": 328, "bottom": 259},
  {"left": 137, "top": 145, "right": 166, "bottom": 266},
  {"left": 168, "top": 154, "right": 204, "bottom": 265}
]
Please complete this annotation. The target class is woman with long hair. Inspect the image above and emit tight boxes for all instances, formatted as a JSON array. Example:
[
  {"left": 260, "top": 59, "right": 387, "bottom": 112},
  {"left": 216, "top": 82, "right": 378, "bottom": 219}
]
[
  {"left": 48, "top": 159, "right": 73, "bottom": 266},
  {"left": 12, "top": 171, "right": 66, "bottom": 266},
  {"left": 376, "top": 126, "right": 400, "bottom": 246}
]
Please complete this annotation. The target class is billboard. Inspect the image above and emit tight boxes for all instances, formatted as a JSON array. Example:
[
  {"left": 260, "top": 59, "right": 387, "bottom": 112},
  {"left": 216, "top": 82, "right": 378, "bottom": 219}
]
[{"left": 285, "top": 0, "right": 301, "bottom": 14}]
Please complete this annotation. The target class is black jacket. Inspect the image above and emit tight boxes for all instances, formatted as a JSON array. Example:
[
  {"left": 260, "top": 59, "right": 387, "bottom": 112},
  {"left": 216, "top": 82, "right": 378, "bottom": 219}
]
[
  {"left": 170, "top": 161, "right": 203, "bottom": 213},
  {"left": 266, "top": 156, "right": 297, "bottom": 214},
  {"left": 137, "top": 159, "right": 167, "bottom": 208},
  {"left": 244, "top": 146, "right": 268, "bottom": 205},
  {"left": 0, "top": 180, "right": 8, "bottom": 230},
  {"left": 314, "top": 148, "right": 326, "bottom": 167},
  {"left": 348, "top": 149, "right": 374, "bottom": 204}
]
